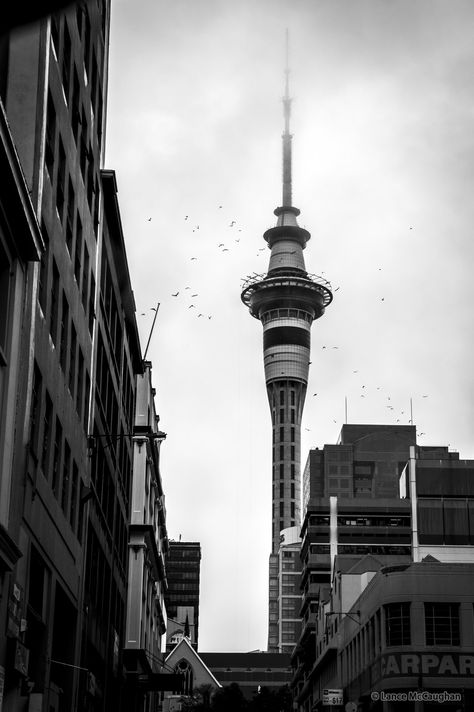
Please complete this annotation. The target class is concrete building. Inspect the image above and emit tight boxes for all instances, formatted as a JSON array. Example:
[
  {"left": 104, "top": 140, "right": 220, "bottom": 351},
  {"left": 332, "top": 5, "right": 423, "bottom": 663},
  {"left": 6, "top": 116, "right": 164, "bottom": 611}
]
[
  {"left": 0, "top": 3, "right": 110, "bottom": 710},
  {"left": 123, "top": 360, "right": 169, "bottom": 711},
  {"left": 0, "top": 94, "right": 43, "bottom": 710},
  {"left": 401, "top": 444, "right": 474, "bottom": 563},
  {"left": 241, "top": 52, "right": 332, "bottom": 654},
  {"left": 295, "top": 437, "right": 474, "bottom": 711},
  {"left": 310, "top": 558, "right": 474, "bottom": 711},
  {"left": 293, "top": 425, "right": 417, "bottom": 710},
  {"left": 165, "top": 541, "right": 201, "bottom": 652},
  {"left": 82, "top": 168, "right": 143, "bottom": 711}
]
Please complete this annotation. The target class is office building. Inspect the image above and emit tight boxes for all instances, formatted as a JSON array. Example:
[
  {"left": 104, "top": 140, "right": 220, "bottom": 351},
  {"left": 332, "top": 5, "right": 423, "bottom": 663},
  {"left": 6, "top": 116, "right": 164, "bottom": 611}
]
[
  {"left": 293, "top": 425, "right": 416, "bottom": 710},
  {"left": 0, "top": 3, "right": 110, "bottom": 710},
  {"left": 82, "top": 168, "right": 142, "bottom": 710},
  {"left": 123, "top": 359, "right": 170, "bottom": 711},
  {"left": 241, "top": 52, "right": 332, "bottom": 653},
  {"left": 310, "top": 558, "right": 474, "bottom": 711},
  {"left": 165, "top": 541, "right": 201, "bottom": 652},
  {"left": 0, "top": 92, "right": 43, "bottom": 707}
]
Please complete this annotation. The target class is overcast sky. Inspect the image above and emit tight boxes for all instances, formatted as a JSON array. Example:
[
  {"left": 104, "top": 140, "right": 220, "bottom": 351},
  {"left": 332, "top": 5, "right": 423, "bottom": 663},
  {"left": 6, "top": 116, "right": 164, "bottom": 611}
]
[{"left": 105, "top": 0, "right": 474, "bottom": 652}]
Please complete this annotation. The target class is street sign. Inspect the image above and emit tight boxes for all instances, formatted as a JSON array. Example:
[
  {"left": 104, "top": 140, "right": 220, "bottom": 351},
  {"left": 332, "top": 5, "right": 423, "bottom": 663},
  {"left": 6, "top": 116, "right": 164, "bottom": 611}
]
[{"left": 322, "top": 688, "right": 343, "bottom": 706}]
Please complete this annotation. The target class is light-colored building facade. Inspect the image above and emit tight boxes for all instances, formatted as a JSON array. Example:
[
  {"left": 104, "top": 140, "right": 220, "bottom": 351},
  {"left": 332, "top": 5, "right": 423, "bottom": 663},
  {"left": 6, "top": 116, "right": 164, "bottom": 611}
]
[
  {"left": 310, "top": 559, "right": 474, "bottom": 711},
  {"left": 124, "top": 360, "right": 169, "bottom": 709}
]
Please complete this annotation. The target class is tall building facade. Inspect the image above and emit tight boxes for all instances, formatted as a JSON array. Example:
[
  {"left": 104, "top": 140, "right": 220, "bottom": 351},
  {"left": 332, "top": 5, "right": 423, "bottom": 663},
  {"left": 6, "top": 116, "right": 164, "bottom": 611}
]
[
  {"left": 241, "top": 66, "right": 332, "bottom": 651},
  {"left": 83, "top": 168, "right": 142, "bottom": 711},
  {"left": 165, "top": 541, "right": 201, "bottom": 652},
  {"left": 293, "top": 424, "right": 417, "bottom": 710},
  {"left": 124, "top": 360, "right": 169, "bottom": 711},
  {"left": 0, "top": 3, "right": 110, "bottom": 711}
]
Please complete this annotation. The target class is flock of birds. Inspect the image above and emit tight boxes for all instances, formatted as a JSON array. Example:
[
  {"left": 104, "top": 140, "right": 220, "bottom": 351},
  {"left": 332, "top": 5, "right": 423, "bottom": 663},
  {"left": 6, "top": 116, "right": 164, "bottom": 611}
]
[{"left": 141, "top": 213, "right": 433, "bottom": 439}]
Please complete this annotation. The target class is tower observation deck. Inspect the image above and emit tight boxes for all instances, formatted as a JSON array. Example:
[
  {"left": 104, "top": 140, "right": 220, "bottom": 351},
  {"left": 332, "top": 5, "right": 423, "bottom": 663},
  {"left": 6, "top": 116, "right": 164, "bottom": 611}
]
[{"left": 241, "top": 55, "right": 333, "bottom": 556}]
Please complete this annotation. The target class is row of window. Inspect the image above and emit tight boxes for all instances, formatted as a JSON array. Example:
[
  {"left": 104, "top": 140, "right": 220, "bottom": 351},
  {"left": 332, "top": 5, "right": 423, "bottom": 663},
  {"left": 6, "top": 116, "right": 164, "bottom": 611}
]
[
  {"left": 341, "top": 602, "right": 461, "bottom": 686},
  {"left": 39, "top": 251, "right": 91, "bottom": 433},
  {"left": 263, "top": 309, "right": 313, "bottom": 325},
  {"left": 273, "top": 425, "right": 297, "bottom": 444},
  {"left": 29, "top": 363, "right": 82, "bottom": 539},
  {"left": 277, "top": 501, "right": 297, "bottom": 518},
  {"left": 274, "top": 463, "right": 297, "bottom": 480},
  {"left": 275, "top": 444, "right": 296, "bottom": 461},
  {"left": 418, "top": 497, "right": 474, "bottom": 545},
  {"left": 272, "top": 407, "right": 297, "bottom": 426}
]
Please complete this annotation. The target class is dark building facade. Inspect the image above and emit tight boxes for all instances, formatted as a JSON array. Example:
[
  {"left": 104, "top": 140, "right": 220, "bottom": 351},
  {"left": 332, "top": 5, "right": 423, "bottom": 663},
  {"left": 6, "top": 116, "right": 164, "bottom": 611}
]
[
  {"left": 82, "top": 168, "right": 142, "bottom": 711},
  {"left": 293, "top": 425, "right": 417, "bottom": 711},
  {"left": 165, "top": 541, "right": 201, "bottom": 652},
  {"left": 0, "top": 3, "right": 110, "bottom": 710},
  {"left": 241, "top": 58, "right": 332, "bottom": 654}
]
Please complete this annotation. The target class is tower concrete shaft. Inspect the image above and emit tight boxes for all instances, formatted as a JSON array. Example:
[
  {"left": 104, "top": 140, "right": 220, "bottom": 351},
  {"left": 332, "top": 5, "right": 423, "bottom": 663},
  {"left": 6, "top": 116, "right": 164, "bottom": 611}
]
[{"left": 241, "top": 67, "right": 332, "bottom": 554}]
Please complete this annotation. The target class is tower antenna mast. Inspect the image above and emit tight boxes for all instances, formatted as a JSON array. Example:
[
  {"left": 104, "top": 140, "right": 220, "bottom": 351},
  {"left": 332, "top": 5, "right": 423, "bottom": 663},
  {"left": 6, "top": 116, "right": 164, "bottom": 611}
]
[{"left": 282, "top": 28, "right": 292, "bottom": 207}]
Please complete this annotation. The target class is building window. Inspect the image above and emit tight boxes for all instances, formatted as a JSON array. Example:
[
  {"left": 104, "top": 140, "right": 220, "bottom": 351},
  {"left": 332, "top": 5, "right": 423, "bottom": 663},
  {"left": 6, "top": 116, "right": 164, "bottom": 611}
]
[
  {"left": 280, "top": 408, "right": 284, "bottom": 423},
  {"left": 279, "top": 426, "right": 284, "bottom": 441},
  {"left": 51, "top": 417, "right": 62, "bottom": 495},
  {"left": 280, "top": 482, "right": 284, "bottom": 498},
  {"left": 291, "top": 427, "right": 295, "bottom": 442},
  {"left": 280, "top": 502, "right": 284, "bottom": 517},
  {"left": 385, "top": 602, "right": 411, "bottom": 646},
  {"left": 279, "top": 445, "right": 284, "bottom": 460},
  {"left": 291, "top": 446, "right": 295, "bottom": 460},
  {"left": 50, "top": 261, "right": 60, "bottom": 346},
  {"left": 279, "top": 463, "right": 284, "bottom": 478},
  {"left": 280, "top": 390, "right": 284, "bottom": 406},
  {"left": 291, "top": 409, "right": 295, "bottom": 424},
  {"left": 291, "top": 464, "right": 295, "bottom": 480},
  {"left": 291, "top": 483, "right": 295, "bottom": 498},
  {"left": 40, "top": 393, "right": 53, "bottom": 474},
  {"left": 424, "top": 603, "right": 460, "bottom": 646}
]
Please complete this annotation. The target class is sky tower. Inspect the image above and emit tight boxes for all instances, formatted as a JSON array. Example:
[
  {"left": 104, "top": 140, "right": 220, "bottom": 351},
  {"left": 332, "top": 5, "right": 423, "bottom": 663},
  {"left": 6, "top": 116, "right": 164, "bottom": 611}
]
[{"left": 241, "top": 41, "right": 332, "bottom": 651}]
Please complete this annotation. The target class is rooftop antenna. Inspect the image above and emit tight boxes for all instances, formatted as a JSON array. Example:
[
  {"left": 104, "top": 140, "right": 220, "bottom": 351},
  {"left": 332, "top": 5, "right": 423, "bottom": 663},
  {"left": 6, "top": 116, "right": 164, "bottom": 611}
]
[
  {"left": 282, "top": 28, "right": 292, "bottom": 208},
  {"left": 143, "top": 301, "right": 160, "bottom": 361}
]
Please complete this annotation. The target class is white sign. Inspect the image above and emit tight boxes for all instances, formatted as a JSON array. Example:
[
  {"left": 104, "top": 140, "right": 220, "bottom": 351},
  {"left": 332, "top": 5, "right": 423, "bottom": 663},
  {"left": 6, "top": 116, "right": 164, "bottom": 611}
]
[{"left": 323, "top": 688, "right": 343, "bottom": 706}]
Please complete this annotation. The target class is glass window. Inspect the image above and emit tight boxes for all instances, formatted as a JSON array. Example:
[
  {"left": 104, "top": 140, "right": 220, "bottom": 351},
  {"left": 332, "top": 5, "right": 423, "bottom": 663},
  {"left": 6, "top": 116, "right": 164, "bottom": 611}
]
[
  {"left": 417, "top": 499, "right": 443, "bottom": 544},
  {"left": 444, "top": 499, "right": 469, "bottom": 544},
  {"left": 425, "top": 603, "right": 459, "bottom": 646},
  {"left": 385, "top": 603, "right": 411, "bottom": 646}
]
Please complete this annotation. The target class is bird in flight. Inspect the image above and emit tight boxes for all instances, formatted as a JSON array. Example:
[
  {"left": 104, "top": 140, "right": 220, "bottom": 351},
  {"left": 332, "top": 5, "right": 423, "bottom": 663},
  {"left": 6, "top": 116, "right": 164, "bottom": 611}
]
[
  {"left": 190, "top": 257, "right": 197, "bottom": 260},
  {"left": 313, "top": 393, "right": 318, "bottom": 397},
  {"left": 222, "top": 248, "right": 229, "bottom": 252},
  {"left": 422, "top": 395, "right": 428, "bottom": 398},
  {"left": 230, "top": 220, "right": 236, "bottom": 226},
  {"left": 218, "top": 243, "right": 225, "bottom": 247},
  {"left": 184, "top": 216, "right": 188, "bottom": 220},
  {"left": 147, "top": 217, "right": 152, "bottom": 222},
  {"left": 198, "top": 314, "right": 203, "bottom": 318},
  {"left": 171, "top": 292, "right": 179, "bottom": 297},
  {"left": 191, "top": 293, "right": 198, "bottom": 297}
]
